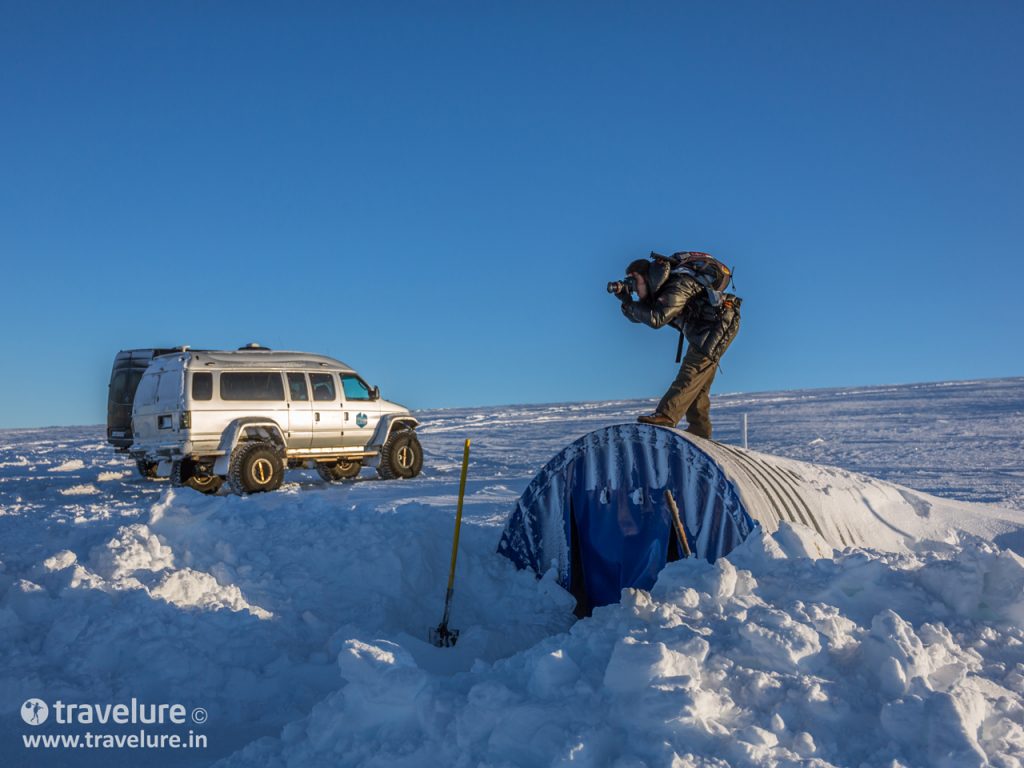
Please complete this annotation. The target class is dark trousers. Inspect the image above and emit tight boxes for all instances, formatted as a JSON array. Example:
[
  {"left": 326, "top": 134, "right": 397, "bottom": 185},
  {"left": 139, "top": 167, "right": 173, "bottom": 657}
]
[{"left": 656, "top": 344, "right": 718, "bottom": 438}]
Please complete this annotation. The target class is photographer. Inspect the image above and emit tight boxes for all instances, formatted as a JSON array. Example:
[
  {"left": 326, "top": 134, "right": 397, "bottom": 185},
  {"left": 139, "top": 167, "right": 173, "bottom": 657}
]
[{"left": 611, "top": 252, "right": 741, "bottom": 438}]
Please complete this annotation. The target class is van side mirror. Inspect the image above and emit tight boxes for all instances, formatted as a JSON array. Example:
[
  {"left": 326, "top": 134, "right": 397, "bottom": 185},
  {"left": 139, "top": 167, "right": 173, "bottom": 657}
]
[{"left": 371, "top": 385, "right": 380, "bottom": 400}]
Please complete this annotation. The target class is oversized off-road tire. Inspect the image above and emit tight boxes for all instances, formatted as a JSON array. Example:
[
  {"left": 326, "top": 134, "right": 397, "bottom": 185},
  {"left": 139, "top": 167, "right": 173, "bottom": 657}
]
[
  {"left": 377, "top": 430, "right": 423, "bottom": 480},
  {"left": 229, "top": 442, "right": 284, "bottom": 495},
  {"left": 171, "top": 458, "right": 224, "bottom": 495},
  {"left": 136, "top": 459, "right": 159, "bottom": 479},
  {"left": 316, "top": 459, "right": 362, "bottom": 482}
]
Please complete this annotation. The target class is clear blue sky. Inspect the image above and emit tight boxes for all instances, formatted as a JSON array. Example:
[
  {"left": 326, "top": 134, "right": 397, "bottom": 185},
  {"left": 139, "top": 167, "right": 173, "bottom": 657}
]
[{"left": 1, "top": 1, "right": 1022, "bottom": 428}]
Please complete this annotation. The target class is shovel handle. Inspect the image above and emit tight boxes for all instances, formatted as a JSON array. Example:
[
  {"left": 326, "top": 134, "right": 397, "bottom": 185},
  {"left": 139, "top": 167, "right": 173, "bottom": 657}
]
[{"left": 445, "top": 439, "right": 471, "bottom": 593}]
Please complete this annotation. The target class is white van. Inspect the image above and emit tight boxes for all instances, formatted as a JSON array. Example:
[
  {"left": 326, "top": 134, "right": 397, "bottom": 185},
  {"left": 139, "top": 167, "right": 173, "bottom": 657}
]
[{"left": 130, "top": 347, "right": 422, "bottom": 494}]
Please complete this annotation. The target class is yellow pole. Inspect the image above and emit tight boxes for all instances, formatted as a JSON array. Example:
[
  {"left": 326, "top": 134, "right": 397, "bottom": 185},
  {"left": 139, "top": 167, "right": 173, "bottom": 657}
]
[{"left": 446, "top": 439, "right": 471, "bottom": 593}]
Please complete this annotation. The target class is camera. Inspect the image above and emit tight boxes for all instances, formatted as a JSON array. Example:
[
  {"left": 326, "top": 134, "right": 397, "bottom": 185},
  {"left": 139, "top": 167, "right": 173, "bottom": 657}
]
[{"left": 606, "top": 275, "right": 638, "bottom": 295}]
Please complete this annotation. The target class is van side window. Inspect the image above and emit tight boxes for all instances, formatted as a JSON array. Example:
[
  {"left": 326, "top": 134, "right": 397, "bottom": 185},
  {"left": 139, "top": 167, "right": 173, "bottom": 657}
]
[
  {"left": 341, "top": 374, "right": 371, "bottom": 401},
  {"left": 192, "top": 372, "right": 213, "bottom": 401},
  {"left": 287, "top": 373, "right": 309, "bottom": 401},
  {"left": 309, "top": 373, "right": 336, "bottom": 402},
  {"left": 220, "top": 372, "right": 285, "bottom": 401}
]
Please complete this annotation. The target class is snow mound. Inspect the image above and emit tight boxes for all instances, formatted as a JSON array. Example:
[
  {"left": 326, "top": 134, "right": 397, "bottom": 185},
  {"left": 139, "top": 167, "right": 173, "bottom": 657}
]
[
  {"left": 221, "top": 528, "right": 1024, "bottom": 768},
  {"left": 89, "top": 523, "right": 176, "bottom": 582},
  {"left": 97, "top": 470, "right": 131, "bottom": 481},
  {"left": 48, "top": 459, "right": 85, "bottom": 472},
  {"left": 60, "top": 483, "right": 100, "bottom": 496},
  {"left": 152, "top": 569, "right": 274, "bottom": 619},
  {"left": 82, "top": 521, "right": 272, "bottom": 618}
]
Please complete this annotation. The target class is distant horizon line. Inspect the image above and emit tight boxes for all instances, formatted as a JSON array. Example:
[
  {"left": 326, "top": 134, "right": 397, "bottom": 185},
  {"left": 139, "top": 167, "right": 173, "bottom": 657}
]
[{"left": 2, "top": 374, "right": 1021, "bottom": 432}]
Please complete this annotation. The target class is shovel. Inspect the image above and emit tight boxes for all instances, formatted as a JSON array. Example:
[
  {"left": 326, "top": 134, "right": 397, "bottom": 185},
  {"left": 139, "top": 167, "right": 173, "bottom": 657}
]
[{"left": 430, "top": 438, "right": 471, "bottom": 648}]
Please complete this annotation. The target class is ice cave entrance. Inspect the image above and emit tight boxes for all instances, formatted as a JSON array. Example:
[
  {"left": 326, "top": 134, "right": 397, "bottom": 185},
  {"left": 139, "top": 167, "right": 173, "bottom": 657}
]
[{"left": 498, "top": 424, "right": 921, "bottom": 616}]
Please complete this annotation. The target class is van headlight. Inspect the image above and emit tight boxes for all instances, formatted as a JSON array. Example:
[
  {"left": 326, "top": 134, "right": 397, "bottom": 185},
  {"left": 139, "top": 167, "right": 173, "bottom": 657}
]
[{"left": 180, "top": 411, "right": 191, "bottom": 430}]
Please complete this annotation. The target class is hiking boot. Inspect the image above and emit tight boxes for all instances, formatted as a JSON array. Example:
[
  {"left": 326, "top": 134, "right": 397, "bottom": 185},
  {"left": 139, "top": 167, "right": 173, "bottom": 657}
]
[{"left": 637, "top": 412, "right": 676, "bottom": 427}]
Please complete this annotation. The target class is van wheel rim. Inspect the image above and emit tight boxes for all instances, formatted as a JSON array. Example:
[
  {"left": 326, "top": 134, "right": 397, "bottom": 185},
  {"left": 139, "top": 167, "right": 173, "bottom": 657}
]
[
  {"left": 396, "top": 446, "right": 413, "bottom": 469},
  {"left": 193, "top": 475, "right": 215, "bottom": 487},
  {"left": 252, "top": 458, "right": 274, "bottom": 484}
]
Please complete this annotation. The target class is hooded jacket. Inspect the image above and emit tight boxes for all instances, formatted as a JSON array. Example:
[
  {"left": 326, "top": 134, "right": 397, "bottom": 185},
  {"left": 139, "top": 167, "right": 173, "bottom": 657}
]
[{"left": 621, "top": 259, "right": 740, "bottom": 362}]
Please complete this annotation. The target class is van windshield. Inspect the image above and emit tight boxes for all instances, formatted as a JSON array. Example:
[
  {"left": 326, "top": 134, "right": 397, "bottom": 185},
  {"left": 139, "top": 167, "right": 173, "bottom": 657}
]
[{"left": 341, "top": 374, "right": 372, "bottom": 401}]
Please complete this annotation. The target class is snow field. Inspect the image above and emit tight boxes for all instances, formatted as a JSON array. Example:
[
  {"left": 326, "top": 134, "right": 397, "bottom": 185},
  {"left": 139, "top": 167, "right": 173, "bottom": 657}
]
[
  {"left": 0, "top": 378, "right": 1022, "bottom": 766},
  {"left": 1, "top": 479, "right": 575, "bottom": 763},
  {"left": 221, "top": 525, "right": 1024, "bottom": 768}
]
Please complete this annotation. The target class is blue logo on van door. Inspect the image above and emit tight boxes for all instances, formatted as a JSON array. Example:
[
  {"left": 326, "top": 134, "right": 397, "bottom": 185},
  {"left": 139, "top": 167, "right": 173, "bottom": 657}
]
[{"left": 356, "top": 413, "right": 368, "bottom": 428}]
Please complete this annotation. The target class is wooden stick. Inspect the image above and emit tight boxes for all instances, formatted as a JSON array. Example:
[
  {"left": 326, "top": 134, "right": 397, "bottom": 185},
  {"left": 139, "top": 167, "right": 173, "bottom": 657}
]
[{"left": 664, "top": 489, "right": 692, "bottom": 558}]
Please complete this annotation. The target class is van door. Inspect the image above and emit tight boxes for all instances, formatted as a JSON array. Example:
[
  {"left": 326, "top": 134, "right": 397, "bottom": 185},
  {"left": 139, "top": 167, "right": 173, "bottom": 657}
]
[
  {"left": 108, "top": 348, "right": 177, "bottom": 448},
  {"left": 108, "top": 365, "right": 146, "bottom": 445},
  {"left": 339, "top": 374, "right": 382, "bottom": 449},
  {"left": 132, "top": 363, "right": 185, "bottom": 444},
  {"left": 285, "top": 373, "right": 314, "bottom": 450},
  {"left": 131, "top": 370, "right": 164, "bottom": 445},
  {"left": 309, "top": 372, "right": 346, "bottom": 450}
]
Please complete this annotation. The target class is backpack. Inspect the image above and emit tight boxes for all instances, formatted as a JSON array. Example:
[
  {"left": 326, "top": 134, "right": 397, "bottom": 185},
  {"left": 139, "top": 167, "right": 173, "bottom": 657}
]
[
  {"left": 651, "top": 251, "right": 741, "bottom": 363},
  {"left": 653, "top": 251, "right": 733, "bottom": 293}
]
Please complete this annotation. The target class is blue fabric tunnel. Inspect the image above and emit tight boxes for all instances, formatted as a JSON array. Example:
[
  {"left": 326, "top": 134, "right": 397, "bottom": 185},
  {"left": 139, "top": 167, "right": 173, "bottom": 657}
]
[{"left": 498, "top": 424, "right": 756, "bottom": 615}]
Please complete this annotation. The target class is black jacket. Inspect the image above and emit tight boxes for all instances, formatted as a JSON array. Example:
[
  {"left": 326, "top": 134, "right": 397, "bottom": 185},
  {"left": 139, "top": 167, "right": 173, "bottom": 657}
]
[{"left": 621, "top": 259, "right": 740, "bottom": 362}]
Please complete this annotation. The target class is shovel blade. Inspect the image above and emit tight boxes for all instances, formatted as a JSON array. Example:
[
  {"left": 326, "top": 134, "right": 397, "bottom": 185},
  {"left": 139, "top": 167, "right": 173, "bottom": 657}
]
[{"left": 429, "top": 623, "right": 459, "bottom": 648}]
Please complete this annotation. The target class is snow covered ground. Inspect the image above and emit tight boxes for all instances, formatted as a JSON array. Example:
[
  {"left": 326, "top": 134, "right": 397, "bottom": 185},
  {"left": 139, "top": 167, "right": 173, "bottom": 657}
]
[{"left": 1, "top": 377, "right": 1022, "bottom": 767}]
